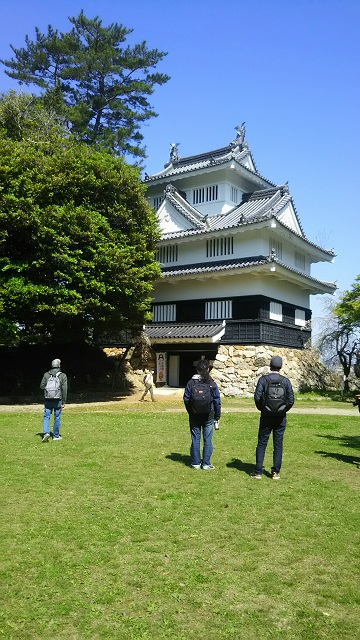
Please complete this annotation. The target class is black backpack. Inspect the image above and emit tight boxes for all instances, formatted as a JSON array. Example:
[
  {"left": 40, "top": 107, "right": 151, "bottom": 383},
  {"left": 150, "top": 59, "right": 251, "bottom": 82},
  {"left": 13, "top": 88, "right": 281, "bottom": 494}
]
[
  {"left": 190, "top": 379, "right": 213, "bottom": 414},
  {"left": 263, "top": 374, "right": 287, "bottom": 415}
]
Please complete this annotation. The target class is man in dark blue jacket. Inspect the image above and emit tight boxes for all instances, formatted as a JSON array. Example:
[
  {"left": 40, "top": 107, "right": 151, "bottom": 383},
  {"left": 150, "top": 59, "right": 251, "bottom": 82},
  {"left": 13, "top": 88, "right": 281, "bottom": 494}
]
[
  {"left": 252, "top": 355, "right": 294, "bottom": 480},
  {"left": 183, "top": 359, "right": 221, "bottom": 470}
]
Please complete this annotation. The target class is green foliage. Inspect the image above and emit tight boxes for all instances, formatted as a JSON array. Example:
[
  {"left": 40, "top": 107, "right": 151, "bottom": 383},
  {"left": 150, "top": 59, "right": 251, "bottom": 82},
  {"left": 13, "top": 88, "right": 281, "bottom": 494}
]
[
  {"left": 0, "top": 92, "right": 161, "bottom": 345},
  {"left": 1, "top": 11, "right": 170, "bottom": 157},
  {"left": 335, "top": 275, "right": 360, "bottom": 327}
]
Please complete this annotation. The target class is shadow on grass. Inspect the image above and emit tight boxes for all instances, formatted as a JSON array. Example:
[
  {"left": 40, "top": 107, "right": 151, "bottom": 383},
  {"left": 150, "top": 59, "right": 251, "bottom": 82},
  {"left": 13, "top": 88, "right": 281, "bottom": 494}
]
[
  {"left": 315, "top": 450, "right": 360, "bottom": 467},
  {"left": 315, "top": 434, "right": 360, "bottom": 467},
  {"left": 226, "top": 458, "right": 271, "bottom": 477},
  {"left": 316, "top": 434, "right": 360, "bottom": 450},
  {"left": 1, "top": 391, "right": 136, "bottom": 406},
  {"left": 166, "top": 452, "right": 191, "bottom": 467},
  {"left": 36, "top": 432, "right": 56, "bottom": 442}
]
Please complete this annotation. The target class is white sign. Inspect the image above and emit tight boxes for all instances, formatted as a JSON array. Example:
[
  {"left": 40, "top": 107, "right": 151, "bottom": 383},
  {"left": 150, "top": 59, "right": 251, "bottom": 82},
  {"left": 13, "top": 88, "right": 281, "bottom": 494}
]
[{"left": 156, "top": 352, "right": 167, "bottom": 384}]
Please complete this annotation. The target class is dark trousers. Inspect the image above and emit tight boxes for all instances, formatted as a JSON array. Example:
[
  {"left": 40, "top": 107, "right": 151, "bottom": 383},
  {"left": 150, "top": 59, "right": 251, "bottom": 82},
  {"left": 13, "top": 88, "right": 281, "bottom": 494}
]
[{"left": 255, "top": 416, "right": 286, "bottom": 475}]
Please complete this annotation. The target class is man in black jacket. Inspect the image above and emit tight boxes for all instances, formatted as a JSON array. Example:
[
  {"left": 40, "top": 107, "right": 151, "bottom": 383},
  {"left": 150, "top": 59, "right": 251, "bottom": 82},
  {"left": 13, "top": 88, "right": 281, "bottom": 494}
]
[
  {"left": 183, "top": 360, "right": 221, "bottom": 470},
  {"left": 40, "top": 359, "right": 68, "bottom": 442},
  {"left": 252, "top": 355, "right": 294, "bottom": 480}
]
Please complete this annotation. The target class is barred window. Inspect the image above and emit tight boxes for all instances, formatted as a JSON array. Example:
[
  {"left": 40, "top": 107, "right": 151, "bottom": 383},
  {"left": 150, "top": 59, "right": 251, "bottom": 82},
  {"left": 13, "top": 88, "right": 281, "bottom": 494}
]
[
  {"left": 152, "top": 304, "right": 176, "bottom": 322},
  {"left": 152, "top": 196, "right": 164, "bottom": 210},
  {"left": 206, "top": 236, "right": 233, "bottom": 258},
  {"left": 156, "top": 244, "right": 178, "bottom": 264},
  {"left": 295, "top": 309, "right": 306, "bottom": 327},
  {"left": 269, "top": 301, "right": 282, "bottom": 322},
  {"left": 193, "top": 185, "right": 218, "bottom": 204},
  {"left": 295, "top": 251, "right": 305, "bottom": 270},
  {"left": 269, "top": 239, "right": 283, "bottom": 260},
  {"left": 231, "top": 186, "right": 239, "bottom": 203},
  {"left": 205, "top": 300, "right": 232, "bottom": 320}
]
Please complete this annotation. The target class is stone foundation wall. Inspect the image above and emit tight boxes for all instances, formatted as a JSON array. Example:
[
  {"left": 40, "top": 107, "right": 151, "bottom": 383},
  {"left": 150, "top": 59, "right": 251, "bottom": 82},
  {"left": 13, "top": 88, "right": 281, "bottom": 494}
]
[
  {"left": 211, "top": 344, "right": 340, "bottom": 397},
  {"left": 103, "top": 344, "right": 352, "bottom": 396}
]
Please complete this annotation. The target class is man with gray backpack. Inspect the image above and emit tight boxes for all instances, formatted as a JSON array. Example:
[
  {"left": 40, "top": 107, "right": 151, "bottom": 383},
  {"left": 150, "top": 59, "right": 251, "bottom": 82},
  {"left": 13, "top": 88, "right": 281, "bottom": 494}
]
[
  {"left": 40, "top": 359, "right": 68, "bottom": 442},
  {"left": 252, "top": 355, "right": 294, "bottom": 480}
]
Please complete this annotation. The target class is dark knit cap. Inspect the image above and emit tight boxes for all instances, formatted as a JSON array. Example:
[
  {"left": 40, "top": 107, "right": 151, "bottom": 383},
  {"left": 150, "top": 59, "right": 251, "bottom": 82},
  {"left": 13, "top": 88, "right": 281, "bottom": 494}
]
[{"left": 270, "top": 356, "right": 282, "bottom": 369}]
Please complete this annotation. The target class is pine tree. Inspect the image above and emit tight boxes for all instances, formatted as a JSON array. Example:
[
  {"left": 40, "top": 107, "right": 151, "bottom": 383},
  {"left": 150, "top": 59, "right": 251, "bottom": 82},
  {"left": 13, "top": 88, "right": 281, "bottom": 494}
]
[{"left": 1, "top": 11, "right": 169, "bottom": 158}]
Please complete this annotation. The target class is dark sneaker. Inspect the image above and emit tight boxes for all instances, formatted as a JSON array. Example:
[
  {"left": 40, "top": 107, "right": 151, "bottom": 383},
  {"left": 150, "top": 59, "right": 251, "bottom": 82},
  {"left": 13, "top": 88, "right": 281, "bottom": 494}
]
[
  {"left": 202, "top": 464, "right": 215, "bottom": 470},
  {"left": 191, "top": 464, "right": 201, "bottom": 470},
  {"left": 42, "top": 433, "right": 50, "bottom": 442},
  {"left": 250, "top": 472, "right": 262, "bottom": 479},
  {"left": 271, "top": 472, "right": 280, "bottom": 480}
]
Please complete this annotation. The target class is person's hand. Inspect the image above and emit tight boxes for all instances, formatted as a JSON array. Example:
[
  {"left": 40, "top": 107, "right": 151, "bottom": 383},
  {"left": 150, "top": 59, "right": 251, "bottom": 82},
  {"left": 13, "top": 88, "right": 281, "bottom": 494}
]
[{"left": 61, "top": 404, "right": 65, "bottom": 409}]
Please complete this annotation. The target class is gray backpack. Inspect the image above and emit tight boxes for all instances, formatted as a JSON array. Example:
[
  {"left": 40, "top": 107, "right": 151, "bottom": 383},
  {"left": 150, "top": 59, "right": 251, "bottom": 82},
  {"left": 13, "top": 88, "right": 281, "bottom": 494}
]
[{"left": 44, "top": 372, "right": 62, "bottom": 400}]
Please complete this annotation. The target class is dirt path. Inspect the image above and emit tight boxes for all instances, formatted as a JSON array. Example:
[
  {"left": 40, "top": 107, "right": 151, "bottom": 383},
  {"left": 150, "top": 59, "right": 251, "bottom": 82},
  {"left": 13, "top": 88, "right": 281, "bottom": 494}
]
[{"left": 0, "top": 393, "right": 358, "bottom": 416}]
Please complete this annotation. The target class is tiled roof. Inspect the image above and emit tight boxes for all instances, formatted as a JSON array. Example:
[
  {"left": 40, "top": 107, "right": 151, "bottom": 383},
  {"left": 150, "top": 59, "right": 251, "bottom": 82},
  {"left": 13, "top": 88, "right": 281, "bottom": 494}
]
[
  {"left": 145, "top": 322, "right": 226, "bottom": 342},
  {"left": 161, "top": 256, "right": 268, "bottom": 276},
  {"left": 165, "top": 188, "right": 205, "bottom": 229},
  {"left": 159, "top": 255, "right": 336, "bottom": 292},
  {"left": 144, "top": 143, "right": 274, "bottom": 187},
  {"left": 159, "top": 185, "right": 334, "bottom": 257}
]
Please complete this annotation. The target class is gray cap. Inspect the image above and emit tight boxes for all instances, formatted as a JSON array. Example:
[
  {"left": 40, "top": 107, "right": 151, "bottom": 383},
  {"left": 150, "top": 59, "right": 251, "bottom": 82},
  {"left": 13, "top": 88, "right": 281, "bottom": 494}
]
[
  {"left": 270, "top": 355, "right": 282, "bottom": 369},
  {"left": 51, "top": 358, "right": 61, "bottom": 368}
]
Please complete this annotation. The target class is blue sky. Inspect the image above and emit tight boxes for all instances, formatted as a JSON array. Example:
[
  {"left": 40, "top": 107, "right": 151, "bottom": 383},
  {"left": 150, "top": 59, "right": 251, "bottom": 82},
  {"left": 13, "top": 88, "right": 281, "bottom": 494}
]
[{"left": 1, "top": 0, "right": 359, "bottom": 325}]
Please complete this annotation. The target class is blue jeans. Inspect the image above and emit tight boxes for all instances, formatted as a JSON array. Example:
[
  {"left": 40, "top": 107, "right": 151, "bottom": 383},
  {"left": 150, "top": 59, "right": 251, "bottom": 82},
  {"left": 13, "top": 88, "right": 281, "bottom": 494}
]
[
  {"left": 43, "top": 400, "right": 62, "bottom": 438},
  {"left": 255, "top": 416, "right": 286, "bottom": 474},
  {"left": 189, "top": 415, "right": 214, "bottom": 466}
]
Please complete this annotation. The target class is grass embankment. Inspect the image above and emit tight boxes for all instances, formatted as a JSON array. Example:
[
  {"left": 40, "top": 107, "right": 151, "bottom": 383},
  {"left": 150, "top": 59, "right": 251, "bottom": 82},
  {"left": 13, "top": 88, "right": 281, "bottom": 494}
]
[{"left": 1, "top": 402, "right": 359, "bottom": 639}]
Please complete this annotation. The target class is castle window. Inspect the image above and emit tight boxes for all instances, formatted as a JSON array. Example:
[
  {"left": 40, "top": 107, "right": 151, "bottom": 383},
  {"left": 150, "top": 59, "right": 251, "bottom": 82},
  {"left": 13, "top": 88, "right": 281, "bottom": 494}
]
[
  {"left": 206, "top": 236, "right": 233, "bottom": 258},
  {"left": 270, "top": 302, "right": 282, "bottom": 322},
  {"left": 295, "top": 309, "right": 306, "bottom": 327},
  {"left": 295, "top": 251, "right": 305, "bottom": 270},
  {"left": 152, "top": 196, "right": 164, "bottom": 209},
  {"left": 231, "top": 186, "right": 239, "bottom": 203},
  {"left": 269, "top": 239, "right": 283, "bottom": 260},
  {"left": 193, "top": 185, "right": 218, "bottom": 204},
  {"left": 152, "top": 304, "right": 176, "bottom": 322},
  {"left": 156, "top": 244, "right": 178, "bottom": 264},
  {"left": 205, "top": 300, "right": 232, "bottom": 320}
]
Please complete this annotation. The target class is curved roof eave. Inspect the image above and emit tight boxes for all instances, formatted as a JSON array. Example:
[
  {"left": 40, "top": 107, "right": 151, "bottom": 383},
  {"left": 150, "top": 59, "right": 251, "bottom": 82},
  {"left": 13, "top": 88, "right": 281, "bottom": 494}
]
[
  {"left": 160, "top": 215, "right": 335, "bottom": 259},
  {"left": 144, "top": 154, "right": 275, "bottom": 189},
  {"left": 157, "top": 256, "right": 337, "bottom": 294}
]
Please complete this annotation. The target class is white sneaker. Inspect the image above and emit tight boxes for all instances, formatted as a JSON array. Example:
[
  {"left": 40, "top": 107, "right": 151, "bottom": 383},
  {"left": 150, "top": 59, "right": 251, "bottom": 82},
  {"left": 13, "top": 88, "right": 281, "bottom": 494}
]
[
  {"left": 202, "top": 464, "right": 215, "bottom": 470},
  {"left": 191, "top": 464, "right": 201, "bottom": 470},
  {"left": 53, "top": 436, "right": 62, "bottom": 441},
  {"left": 42, "top": 433, "right": 50, "bottom": 442}
]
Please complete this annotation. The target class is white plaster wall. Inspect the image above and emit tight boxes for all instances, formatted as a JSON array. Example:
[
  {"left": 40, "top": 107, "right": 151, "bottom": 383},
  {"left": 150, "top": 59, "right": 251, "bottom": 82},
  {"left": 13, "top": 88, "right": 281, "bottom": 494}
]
[
  {"left": 277, "top": 203, "right": 302, "bottom": 234},
  {"left": 157, "top": 205, "right": 194, "bottom": 234},
  {"left": 153, "top": 272, "right": 310, "bottom": 307},
  {"left": 172, "top": 229, "right": 269, "bottom": 266}
]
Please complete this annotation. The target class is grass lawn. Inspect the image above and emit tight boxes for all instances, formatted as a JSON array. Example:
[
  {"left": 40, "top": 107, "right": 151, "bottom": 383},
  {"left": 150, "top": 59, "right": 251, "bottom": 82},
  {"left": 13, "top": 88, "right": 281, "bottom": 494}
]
[{"left": 1, "top": 402, "right": 359, "bottom": 639}]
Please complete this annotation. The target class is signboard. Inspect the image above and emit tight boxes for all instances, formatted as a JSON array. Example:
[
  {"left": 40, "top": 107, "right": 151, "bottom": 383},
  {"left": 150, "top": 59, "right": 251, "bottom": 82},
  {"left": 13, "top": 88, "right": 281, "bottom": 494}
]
[{"left": 156, "top": 352, "right": 167, "bottom": 384}]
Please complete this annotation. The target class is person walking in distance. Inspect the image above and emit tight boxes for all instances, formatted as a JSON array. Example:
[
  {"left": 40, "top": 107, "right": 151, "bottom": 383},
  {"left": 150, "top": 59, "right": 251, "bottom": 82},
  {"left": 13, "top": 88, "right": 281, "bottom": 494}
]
[
  {"left": 183, "top": 359, "right": 221, "bottom": 470},
  {"left": 140, "top": 368, "right": 156, "bottom": 402},
  {"left": 40, "top": 359, "right": 68, "bottom": 442},
  {"left": 252, "top": 355, "right": 294, "bottom": 480}
]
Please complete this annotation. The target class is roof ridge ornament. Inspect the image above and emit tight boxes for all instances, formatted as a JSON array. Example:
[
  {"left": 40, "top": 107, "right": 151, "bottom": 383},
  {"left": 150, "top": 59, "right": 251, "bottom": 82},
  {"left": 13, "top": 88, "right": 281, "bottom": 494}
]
[
  {"left": 230, "top": 122, "right": 246, "bottom": 148},
  {"left": 170, "top": 142, "right": 180, "bottom": 162},
  {"left": 165, "top": 183, "right": 176, "bottom": 195},
  {"left": 283, "top": 181, "right": 290, "bottom": 194},
  {"left": 163, "top": 143, "right": 180, "bottom": 168}
]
